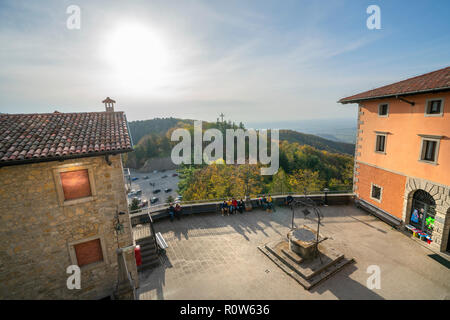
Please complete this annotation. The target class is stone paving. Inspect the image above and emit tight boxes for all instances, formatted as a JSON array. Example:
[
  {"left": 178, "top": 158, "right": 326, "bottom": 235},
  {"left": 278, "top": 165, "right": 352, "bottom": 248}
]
[{"left": 137, "top": 204, "right": 450, "bottom": 300}]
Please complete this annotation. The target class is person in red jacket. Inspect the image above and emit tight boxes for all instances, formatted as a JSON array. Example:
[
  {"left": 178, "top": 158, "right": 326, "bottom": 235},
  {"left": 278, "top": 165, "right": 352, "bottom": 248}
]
[{"left": 231, "top": 198, "right": 238, "bottom": 214}]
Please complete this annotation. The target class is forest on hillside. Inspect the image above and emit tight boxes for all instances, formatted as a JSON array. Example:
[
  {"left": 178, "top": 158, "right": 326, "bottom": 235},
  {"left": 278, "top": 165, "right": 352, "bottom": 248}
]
[
  {"left": 124, "top": 117, "right": 354, "bottom": 201},
  {"left": 125, "top": 117, "right": 355, "bottom": 168}
]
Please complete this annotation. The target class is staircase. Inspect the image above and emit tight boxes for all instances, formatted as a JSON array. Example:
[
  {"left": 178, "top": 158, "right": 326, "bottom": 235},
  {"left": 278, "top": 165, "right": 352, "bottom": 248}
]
[
  {"left": 136, "top": 236, "right": 160, "bottom": 272},
  {"left": 133, "top": 218, "right": 161, "bottom": 272}
]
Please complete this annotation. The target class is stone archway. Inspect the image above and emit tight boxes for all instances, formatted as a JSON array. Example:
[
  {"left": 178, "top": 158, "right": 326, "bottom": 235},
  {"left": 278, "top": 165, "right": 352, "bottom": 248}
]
[{"left": 403, "top": 177, "right": 450, "bottom": 252}]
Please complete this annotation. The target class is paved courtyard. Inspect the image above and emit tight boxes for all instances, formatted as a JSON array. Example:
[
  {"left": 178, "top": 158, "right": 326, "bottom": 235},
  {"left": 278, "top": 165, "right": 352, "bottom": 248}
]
[{"left": 137, "top": 204, "right": 450, "bottom": 300}]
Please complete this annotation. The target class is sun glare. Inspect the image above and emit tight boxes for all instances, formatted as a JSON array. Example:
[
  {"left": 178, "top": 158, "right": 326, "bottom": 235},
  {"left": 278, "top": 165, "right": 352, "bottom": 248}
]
[{"left": 102, "top": 23, "right": 171, "bottom": 93}]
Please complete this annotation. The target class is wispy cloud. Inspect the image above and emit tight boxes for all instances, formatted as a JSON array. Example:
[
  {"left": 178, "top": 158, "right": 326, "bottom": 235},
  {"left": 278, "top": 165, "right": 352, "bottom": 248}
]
[{"left": 0, "top": 0, "right": 449, "bottom": 122}]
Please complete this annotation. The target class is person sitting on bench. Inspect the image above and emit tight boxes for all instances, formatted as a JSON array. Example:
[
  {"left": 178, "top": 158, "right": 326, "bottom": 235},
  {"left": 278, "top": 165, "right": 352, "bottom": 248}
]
[
  {"left": 261, "top": 195, "right": 268, "bottom": 209},
  {"left": 266, "top": 194, "right": 275, "bottom": 211},
  {"left": 237, "top": 199, "right": 245, "bottom": 213},
  {"left": 174, "top": 203, "right": 182, "bottom": 220},
  {"left": 227, "top": 199, "right": 233, "bottom": 214},
  {"left": 231, "top": 198, "right": 238, "bottom": 214},
  {"left": 220, "top": 200, "right": 228, "bottom": 216},
  {"left": 286, "top": 195, "right": 294, "bottom": 206},
  {"left": 168, "top": 203, "right": 175, "bottom": 222}
]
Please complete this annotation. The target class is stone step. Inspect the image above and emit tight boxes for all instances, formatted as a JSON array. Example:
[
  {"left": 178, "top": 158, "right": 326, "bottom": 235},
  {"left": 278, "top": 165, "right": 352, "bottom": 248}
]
[
  {"left": 138, "top": 259, "right": 160, "bottom": 272},
  {"left": 258, "top": 245, "right": 354, "bottom": 290},
  {"left": 136, "top": 237, "right": 157, "bottom": 247},
  {"left": 281, "top": 248, "right": 303, "bottom": 264},
  {"left": 141, "top": 252, "right": 159, "bottom": 262},
  {"left": 264, "top": 242, "right": 344, "bottom": 280},
  {"left": 140, "top": 246, "right": 158, "bottom": 256}
]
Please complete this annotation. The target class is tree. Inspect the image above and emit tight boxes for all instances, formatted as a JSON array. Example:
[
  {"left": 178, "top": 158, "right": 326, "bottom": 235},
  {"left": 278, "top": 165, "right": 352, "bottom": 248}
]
[
  {"left": 288, "top": 169, "right": 325, "bottom": 194},
  {"left": 269, "top": 168, "right": 290, "bottom": 194},
  {"left": 167, "top": 195, "right": 175, "bottom": 204},
  {"left": 129, "top": 198, "right": 140, "bottom": 212}
]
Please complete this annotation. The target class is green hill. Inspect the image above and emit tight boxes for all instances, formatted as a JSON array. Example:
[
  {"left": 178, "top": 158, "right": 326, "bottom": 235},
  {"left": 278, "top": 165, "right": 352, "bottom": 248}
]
[{"left": 279, "top": 129, "right": 354, "bottom": 155}]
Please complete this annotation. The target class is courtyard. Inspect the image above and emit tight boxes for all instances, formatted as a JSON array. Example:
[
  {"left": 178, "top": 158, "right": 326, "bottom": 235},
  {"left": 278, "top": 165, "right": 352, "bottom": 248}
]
[{"left": 137, "top": 204, "right": 450, "bottom": 300}]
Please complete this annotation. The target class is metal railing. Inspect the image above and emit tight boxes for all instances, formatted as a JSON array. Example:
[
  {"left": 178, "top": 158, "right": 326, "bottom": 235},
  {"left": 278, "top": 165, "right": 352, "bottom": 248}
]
[{"left": 129, "top": 186, "right": 353, "bottom": 212}]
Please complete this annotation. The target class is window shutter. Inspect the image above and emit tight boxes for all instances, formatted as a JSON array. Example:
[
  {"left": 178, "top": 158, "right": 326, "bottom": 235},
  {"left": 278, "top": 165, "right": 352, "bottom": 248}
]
[
  {"left": 60, "top": 169, "right": 92, "bottom": 200},
  {"left": 74, "top": 239, "right": 104, "bottom": 267}
]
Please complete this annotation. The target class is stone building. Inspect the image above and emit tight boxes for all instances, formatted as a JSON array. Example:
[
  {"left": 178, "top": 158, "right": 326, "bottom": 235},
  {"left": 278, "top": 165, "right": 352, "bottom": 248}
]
[
  {"left": 0, "top": 98, "right": 138, "bottom": 299},
  {"left": 339, "top": 66, "right": 450, "bottom": 253}
]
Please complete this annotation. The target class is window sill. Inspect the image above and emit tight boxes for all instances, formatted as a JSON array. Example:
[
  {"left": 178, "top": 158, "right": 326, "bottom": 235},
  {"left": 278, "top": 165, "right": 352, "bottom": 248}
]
[
  {"left": 63, "top": 196, "right": 95, "bottom": 206},
  {"left": 418, "top": 159, "right": 438, "bottom": 166},
  {"left": 370, "top": 196, "right": 382, "bottom": 203},
  {"left": 79, "top": 260, "right": 106, "bottom": 272},
  {"left": 424, "top": 113, "right": 443, "bottom": 117},
  {"left": 375, "top": 151, "right": 386, "bottom": 155}
]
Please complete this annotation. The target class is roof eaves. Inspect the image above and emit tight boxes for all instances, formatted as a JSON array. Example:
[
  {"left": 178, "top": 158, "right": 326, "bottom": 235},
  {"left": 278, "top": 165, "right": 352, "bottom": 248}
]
[{"left": 339, "top": 86, "right": 450, "bottom": 104}]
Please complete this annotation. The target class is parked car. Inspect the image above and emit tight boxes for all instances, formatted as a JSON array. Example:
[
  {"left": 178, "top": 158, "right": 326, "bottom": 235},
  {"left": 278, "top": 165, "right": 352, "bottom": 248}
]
[
  {"left": 128, "top": 189, "right": 137, "bottom": 197},
  {"left": 162, "top": 175, "right": 168, "bottom": 178},
  {"left": 135, "top": 190, "right": 142, "bottom": 195},
  {"left": 172, "top": 173, "right": 178, "bottom": 177},
  {"left": 150, "top": 197, "right": 159, "bottom": 204},
  {"left": 153, "top": 189, "right": 161, "bottom": 194},
  {"left": 143, "top": 176, "right": 149, "bottom": 180},
  {"left": 164, "top": 188, "right": 172, "bottom": 193},
  {"left": 153, "top": 170, "right": 158, "bottom": 173},
  {"left": 131, "top": 177, "right": 139, "bottom": 181}
]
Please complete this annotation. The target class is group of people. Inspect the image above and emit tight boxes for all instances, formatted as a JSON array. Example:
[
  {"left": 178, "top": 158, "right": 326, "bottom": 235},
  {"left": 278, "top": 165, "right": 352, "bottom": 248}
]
[
  {"left": 256, "top": 194, "right": 275, "bottom": 211},
  {"left": 168, "top": 203, "right": 182, "bottom": 222},
  {"left": 220, "top": 198, "right": 246, "bottom": 216}
]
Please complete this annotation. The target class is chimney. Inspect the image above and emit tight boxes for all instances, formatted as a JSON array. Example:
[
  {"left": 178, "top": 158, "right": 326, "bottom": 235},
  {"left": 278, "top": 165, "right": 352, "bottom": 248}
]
[{"left": 102, "top": 97, "right": 116, "bottom": 112}]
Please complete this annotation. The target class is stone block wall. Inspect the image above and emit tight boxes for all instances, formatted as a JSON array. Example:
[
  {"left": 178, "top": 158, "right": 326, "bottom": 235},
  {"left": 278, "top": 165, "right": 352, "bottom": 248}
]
[{"left": 0, "top": 154, "right": 138, "bottom": 299}]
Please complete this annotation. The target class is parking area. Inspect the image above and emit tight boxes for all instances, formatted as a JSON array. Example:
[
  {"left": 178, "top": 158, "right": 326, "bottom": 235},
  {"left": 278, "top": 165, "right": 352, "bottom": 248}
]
[
  {"left": 137, "top": 204, "right": 450, "bottom": 300},
  {"left": 127, "top": 169, "right": 180, "bottom": 208}
]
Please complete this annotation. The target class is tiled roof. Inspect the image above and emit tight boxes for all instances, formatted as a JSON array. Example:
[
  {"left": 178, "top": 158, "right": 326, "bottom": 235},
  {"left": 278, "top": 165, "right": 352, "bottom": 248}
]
[
  {"left": 0, "top": 111, "right": 133, "bottom": 166},
  {"left": 339, "top": 66, "right": 450, "bottom": 103}
]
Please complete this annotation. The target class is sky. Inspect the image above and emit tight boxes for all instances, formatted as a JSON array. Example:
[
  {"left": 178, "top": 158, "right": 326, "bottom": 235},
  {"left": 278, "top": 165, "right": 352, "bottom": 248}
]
[{"left": 0, "top": 0, "right": 449, "bottom": 123}]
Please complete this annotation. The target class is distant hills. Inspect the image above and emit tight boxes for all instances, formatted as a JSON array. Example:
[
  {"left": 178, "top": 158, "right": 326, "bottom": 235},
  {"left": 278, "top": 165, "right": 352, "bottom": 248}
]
[
  {"left": 246, "top": 118, "right": 357, "bottom": 144},
  {"left": 127, "top": 117, "right": 355, "bottom": 156},
  {"left": 279, "top": 130, "right": 354, "bottom": 155}
]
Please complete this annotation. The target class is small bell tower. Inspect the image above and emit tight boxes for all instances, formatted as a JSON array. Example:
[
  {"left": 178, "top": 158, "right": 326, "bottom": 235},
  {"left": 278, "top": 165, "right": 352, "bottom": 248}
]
[{"left": 102, "top": 97, "right": 116, "bottom": 112}]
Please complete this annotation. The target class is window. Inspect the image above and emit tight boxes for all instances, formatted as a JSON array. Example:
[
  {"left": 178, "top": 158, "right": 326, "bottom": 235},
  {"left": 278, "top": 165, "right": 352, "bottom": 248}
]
[
  {"left": 425, "top": 98, "right": 443, "bottom": 116},
  {"left": 375, "top": 134, "right": 386, "bottom": 153},
  {"left": 371, "top": 184, "right": 382, "bottom": 202},
  {"left": 378, "top": 103, "right": 389, "bottom": 116},
  {"left": 74, "top": 239, "right": 104, "bottom": 267},
  {"left": 60, "top": 169, "right": 92, "bottom": 201},
  {"left": 420, "top": 139, "right": 438, "bottom": 163},
  {"left": 53, "top": 163, "right": 97, "bottom": 206}
]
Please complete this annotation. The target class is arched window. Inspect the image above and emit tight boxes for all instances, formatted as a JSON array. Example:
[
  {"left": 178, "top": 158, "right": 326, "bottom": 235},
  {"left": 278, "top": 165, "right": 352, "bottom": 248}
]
[{"left": 410, "top": 190, "right": 436, "bottom": 235}]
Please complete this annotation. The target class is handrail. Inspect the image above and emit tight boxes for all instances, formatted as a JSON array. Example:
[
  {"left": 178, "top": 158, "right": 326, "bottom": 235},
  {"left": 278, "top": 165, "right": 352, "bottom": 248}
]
[{"left": 147, "top": 211, "right": 160, "bottom": 254}]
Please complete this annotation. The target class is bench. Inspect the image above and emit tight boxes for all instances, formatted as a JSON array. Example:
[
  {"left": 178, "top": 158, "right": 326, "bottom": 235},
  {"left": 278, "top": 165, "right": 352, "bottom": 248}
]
[{"left": 155, "top": 232, "right": 168, "bottom": 251}]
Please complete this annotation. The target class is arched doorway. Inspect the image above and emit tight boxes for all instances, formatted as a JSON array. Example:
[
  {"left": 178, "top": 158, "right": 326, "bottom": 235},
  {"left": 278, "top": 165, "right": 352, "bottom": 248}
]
[{"left": 409, "top": 190, "right": 436, "bottom": 235}]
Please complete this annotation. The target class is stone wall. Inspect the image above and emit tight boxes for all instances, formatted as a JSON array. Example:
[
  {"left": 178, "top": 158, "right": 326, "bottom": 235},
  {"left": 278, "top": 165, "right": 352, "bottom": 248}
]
[{"left": 0, "top": 154, "right": 138, "bottom": 299}]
